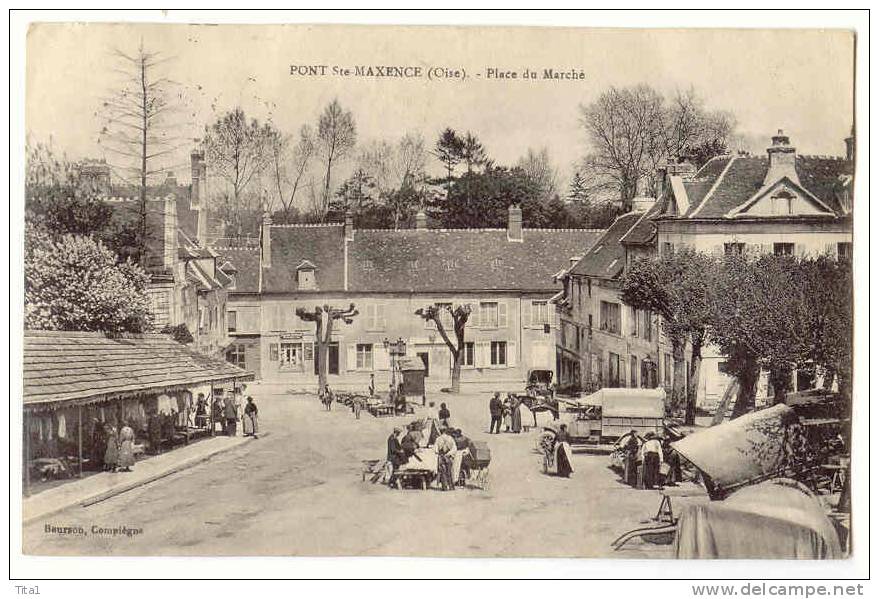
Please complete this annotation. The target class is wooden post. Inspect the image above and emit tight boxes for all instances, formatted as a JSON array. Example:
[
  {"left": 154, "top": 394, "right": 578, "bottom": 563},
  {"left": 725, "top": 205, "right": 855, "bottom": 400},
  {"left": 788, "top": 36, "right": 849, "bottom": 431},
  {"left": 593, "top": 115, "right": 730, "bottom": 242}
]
[
  {"left": 184, "top": 393, "right": 190, "bottom": 445},
  {"left": 208, "top": 387, "right": 214, "bottom": 437},
  {"left": 24, "top": 414, "right": 31, "bottom": 497},
  {"left": 77, "top": 405, "right": 83, "bottom": 478}
]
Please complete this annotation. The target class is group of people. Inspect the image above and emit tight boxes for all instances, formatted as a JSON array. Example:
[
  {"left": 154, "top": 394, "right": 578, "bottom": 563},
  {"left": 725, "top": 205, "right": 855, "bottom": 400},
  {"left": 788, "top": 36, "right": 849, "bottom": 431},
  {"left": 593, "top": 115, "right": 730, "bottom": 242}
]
[
  {"left": 619, "top": 430, "right": 682, "bottom": 490},
  {"left": 385, "top": 422, "right": 473, "bottom": 490},
  {"left": 209, "top": 393, "right": 260, "bottom": 438},
  {"left": 488, "top": 392, "right": 533, "bottom": 434},
  {"left": 90, "top": 420, "right": 136, "bottom": 473}
]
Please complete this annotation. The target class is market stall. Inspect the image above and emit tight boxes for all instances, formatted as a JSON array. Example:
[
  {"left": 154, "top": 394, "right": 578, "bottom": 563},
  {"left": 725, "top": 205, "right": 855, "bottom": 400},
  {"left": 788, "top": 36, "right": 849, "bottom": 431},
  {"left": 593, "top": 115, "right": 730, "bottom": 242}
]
[{"left": 22, "top": 331, "right": 253, "bottom": 495}]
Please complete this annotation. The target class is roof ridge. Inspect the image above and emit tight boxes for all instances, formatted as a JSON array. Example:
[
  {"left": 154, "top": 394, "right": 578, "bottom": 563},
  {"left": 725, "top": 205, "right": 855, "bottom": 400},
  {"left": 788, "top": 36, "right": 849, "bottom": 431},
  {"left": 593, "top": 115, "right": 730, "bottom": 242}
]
[
  {"left": 354, "top": 227, "right": 605, "bottom": 233},
  {"left": 270, "top": 222, "right": 344, "bottom": 229}
]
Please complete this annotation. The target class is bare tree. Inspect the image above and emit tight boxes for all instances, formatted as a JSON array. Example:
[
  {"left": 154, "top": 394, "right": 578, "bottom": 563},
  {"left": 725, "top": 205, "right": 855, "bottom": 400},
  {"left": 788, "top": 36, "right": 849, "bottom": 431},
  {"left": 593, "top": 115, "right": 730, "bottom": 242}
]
[
  {"left": 268, "top": 124, "right": 316, "bottom": 224},
  {"left": 579, "top": 85, "right": 735, "bottom": 212},
  {"left": 97, "top": 42, "right": 185, "bottom": 266},
  {"left": 414, "top": 303, "right": 472, "bottom": 393},
  {"left": 203, "top": 108, "right": 276, "bottom": 235},
  {"left": 317, "top": 99, "right": 357, "bottom": 219},
  {"left": 517, "top": 147, "right": 560, "bottom": 201},
  {"left": 296, "top": 304, "right": 359, "bottom": 393}
]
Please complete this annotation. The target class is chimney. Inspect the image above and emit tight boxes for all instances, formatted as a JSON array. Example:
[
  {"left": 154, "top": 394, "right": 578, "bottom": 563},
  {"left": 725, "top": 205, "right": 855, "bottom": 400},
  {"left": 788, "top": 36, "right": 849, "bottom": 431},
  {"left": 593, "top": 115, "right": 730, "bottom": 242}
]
[
  {"left": 507, "top": 203, "right": 523, "bottom": 242},
  {"left": 261, "top": 212, "right": 272, "bottom": 268},
  {"left": 764, "top": 129, "right": 800, "bottom": 186},
  {"left": 163, "top": 195, "right": 177, "bottom": 270},
  {"left": 190, "top": 151, "right": 203, "bottom": 209},
  {"left": 845, "top": 126, "right": 855, "bottom": 162},
  {"left": 415, "top": 208, "right": 428, "bottom": 230},
  {"left": 344, "top": 210, "right": 354, "bottom": 242},
  {"left": 654, "top": 164, "right": 668, "bottom": 199}
]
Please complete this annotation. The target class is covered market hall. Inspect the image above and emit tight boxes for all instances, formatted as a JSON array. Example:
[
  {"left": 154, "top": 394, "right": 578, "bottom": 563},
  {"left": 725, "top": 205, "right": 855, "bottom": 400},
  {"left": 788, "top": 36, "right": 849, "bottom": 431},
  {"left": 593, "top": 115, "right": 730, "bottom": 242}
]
[{"left": 22, "top": 330, "right": 253, "bottom": 495}]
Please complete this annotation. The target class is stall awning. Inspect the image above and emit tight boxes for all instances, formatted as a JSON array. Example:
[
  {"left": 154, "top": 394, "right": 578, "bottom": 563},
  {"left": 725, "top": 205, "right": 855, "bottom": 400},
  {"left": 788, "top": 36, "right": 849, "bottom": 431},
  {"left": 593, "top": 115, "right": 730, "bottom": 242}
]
[{"left": 23, "top": 330, "right": 254, "bottom": 412}]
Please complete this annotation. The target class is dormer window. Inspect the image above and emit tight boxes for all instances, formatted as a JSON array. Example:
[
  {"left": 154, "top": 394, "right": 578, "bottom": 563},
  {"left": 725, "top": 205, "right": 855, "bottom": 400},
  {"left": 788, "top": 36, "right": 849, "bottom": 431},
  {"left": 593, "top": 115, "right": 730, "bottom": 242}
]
[
  {"left": 296, "top": 260, "right": 317, "bottom": 290},
  {"left": 771, "top": 190, "right": 796, "bottom": 215}
]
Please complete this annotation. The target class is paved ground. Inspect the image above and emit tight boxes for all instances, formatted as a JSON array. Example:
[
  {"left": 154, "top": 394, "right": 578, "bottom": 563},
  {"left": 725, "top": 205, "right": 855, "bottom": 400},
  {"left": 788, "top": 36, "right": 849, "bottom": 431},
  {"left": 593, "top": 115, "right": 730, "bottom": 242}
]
[{"left": 23, "top": 385, "right": 694, "bottom": 558}]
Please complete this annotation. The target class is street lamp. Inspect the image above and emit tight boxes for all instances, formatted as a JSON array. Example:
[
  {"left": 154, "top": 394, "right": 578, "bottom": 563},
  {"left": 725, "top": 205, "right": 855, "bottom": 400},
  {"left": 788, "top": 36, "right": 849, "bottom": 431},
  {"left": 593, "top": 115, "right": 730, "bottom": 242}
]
[{"left": 383, "top": 337, "right": 407, "bottom": 388}]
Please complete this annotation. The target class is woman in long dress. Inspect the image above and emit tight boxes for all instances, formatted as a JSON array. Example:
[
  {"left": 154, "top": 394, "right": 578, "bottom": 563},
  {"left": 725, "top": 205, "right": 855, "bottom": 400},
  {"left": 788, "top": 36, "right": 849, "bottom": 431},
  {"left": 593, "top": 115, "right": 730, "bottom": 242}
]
[
  {"left": 103, "top": 424, "right": 118, "bottom": 472},
  {"left": 510, "top": 396, "right": 522, "bottom": 433},
  {"left": 117, "top": 422, "right": 135, "bottom": 471},
  {"left": 518, "top": 400, "right": 533, "bottom": 432},
  {"left": 243, "top": 397, "right": 259, "bottom": 438},
  {"left": 553, "top": 424, "right": 574, "bottom": 478}
]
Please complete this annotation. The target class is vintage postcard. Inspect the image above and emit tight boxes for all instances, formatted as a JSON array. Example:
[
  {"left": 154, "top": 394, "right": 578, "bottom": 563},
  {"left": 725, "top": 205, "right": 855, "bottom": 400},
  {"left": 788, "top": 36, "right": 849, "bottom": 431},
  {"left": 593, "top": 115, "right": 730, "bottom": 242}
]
[{"left": 15, "top": 17, "right": 860, "bottom": 571}]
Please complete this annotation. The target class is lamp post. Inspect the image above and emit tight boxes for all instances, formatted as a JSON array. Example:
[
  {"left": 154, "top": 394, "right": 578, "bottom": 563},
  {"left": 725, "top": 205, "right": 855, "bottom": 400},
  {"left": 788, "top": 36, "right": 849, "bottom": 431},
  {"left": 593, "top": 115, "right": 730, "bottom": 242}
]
[{"left": 383, "top": 337, "right": 407, "bottom": 389}]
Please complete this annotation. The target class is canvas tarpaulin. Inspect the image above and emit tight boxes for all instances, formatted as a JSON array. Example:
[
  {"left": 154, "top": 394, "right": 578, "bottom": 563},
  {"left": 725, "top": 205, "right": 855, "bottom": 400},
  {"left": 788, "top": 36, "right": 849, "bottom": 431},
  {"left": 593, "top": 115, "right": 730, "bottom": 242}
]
[{"left": 674, "top": 479, "right": 842, "bottom": 559}]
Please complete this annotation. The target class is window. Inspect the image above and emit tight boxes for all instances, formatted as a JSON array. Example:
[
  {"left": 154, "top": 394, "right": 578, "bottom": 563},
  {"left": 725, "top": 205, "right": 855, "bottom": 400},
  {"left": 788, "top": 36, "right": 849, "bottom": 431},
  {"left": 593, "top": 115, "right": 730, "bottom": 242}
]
[
  {"left": 724, "top": 242, "right": 745, "bottom": 256},
  {"left": 364, "top": 304, "right": 386, "bottom": 330},
  {"left": 574, "top": 324, "right": 581, "bottom": 352},
  {"left": 577, "top": 280, "right": 584, "bottom": 310},
  {"left": 480, "top": 302, "right": 499, "bottom": 328},
  {"left": 587, "top": 279, "right": 592, "bottom": 297},
  {"left": 227, "top": 310, "right": 238, "bottom": 333},
  {"left": 773, "top": 242, "right": 795, "bottom": 256},
  {"left": 269, "top": 343, "right": 279, "bottom": 362},
  {"left": 643, "top": 309, "right": 653, "bottom": 342},
  {"left": 279, "top": 342, "right": 303, "bottom": 369},
  {"left": 608, "top": 352, "right": 621, "bottom": 388},
  {"left": 837, "top": 242, "right": 852, "bottom": 261},
  {"left": 599, "top": 301, "right": 621, "bottom": 335},
  {"left": 587, "top": 314, "right": 593, "bottom": 336},
  {"left": 630, "top": 306, "right": 639, "bottom": 337},
  {"left": 356, "top": 343, "right": 373, "bottom": 370},
  {"left": 226, "top": 344, "right": 246, "bottom": 369},
  {"left": 463, "top": 342, "right": 475, "bottom": 366},
  {"left": 772, "top": 191, "right": 795, "bottom": 215},
  {"left": 662, "top": 242, "right": 675, "bottom": 256},
  {"left": 531, "top": 301, "right": 549, "bottom": 326},
  {"left": 630, "top": 355, "right": 638, "bottom": 388},
  {"left": 490, "top": 341, "right": 507, "bottom": 366}
]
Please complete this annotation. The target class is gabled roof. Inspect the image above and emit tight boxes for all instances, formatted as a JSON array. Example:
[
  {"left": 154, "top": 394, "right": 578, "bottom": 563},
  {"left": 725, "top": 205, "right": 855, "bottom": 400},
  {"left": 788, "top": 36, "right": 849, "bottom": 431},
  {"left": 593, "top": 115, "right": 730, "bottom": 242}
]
[
  {"left": 569, "top": 211, "right": 645, "bottom": 280},
  {"left": 673, "top": 154, "right": 852, "bottom": 220},
  {"left": 620, "top": 202, "right": 662, "bottom": 245},
  {"left": 23, "top": 330, "right": 252, "bottom": 410},
  {"left": 259, "top": 225, "right": 603, "bottom": 294},
  {"left": 213, "top": 245, "right": 260, "bottom": 293}
]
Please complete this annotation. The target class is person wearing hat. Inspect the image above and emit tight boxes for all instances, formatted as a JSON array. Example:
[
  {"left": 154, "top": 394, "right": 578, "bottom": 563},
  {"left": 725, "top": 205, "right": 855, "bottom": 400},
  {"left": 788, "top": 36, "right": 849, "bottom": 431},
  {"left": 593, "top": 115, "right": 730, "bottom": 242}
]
[
  {"left": 639, "top": 432, "right": 664, "bottom": 489},
  {"left": 622, "top": 429, "right": 641, "bottom": 487},
  {"left": 489, "top": 392, "right": 503, "bottom": 434},
  {"left": 386, "top": 427, "right": 406, "bottom": 487}
]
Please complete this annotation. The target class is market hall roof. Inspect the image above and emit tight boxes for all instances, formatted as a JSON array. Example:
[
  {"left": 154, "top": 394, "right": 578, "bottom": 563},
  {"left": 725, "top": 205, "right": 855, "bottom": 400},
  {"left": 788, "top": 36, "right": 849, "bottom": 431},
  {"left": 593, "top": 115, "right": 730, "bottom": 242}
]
[
  {"left": 259, "top": 223, "right": 603, "bottom": 294},
  {"left": 23, "top": 330, "right": 253, "bottom": 411}
]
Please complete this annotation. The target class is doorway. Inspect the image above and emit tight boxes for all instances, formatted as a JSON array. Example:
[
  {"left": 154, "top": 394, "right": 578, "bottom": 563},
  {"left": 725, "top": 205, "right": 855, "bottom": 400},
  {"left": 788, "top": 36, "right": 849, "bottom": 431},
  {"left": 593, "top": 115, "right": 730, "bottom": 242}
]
[
  {"left": 313, "top": 342, "right": 340, "bottom": 375},
  {"left": 417, "top": 351, "right": 429, "bottom": 377}
]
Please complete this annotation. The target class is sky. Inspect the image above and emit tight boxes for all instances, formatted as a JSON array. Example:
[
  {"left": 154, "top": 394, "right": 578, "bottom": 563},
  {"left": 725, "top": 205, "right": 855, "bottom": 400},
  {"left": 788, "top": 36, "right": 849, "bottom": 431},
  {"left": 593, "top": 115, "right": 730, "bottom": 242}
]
[{"left": 26, "top": 23, "right": 855, "bottom": 187}]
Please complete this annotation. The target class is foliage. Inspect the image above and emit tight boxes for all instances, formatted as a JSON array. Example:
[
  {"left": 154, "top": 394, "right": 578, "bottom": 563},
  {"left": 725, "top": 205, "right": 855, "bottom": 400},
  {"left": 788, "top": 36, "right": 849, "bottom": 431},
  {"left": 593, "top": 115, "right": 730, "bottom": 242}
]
[
  {"left": 24, "top": 226, "right": 153, "bottom": 333},
  {"left": 160, "top": 323, "right": 195, "bottom": 344}
]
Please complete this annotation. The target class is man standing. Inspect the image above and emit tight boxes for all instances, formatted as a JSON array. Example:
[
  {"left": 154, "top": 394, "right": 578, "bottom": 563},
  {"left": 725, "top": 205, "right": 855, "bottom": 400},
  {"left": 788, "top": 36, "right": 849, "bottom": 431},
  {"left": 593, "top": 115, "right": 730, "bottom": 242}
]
[
  {"left": 435, "top": 429, "right": 457, "bottom": 491},
  {"left": 386, "top": 427, "right": 406, "bottom": 488},
  {"left": 489, "top": 392, "right": 503, "bottom": 434},
  {"left": 224, "top": 394, "right": 239, "bottom": 436},
  {"left": 640, "top": 432, "right": 664, "bottom": 489}
]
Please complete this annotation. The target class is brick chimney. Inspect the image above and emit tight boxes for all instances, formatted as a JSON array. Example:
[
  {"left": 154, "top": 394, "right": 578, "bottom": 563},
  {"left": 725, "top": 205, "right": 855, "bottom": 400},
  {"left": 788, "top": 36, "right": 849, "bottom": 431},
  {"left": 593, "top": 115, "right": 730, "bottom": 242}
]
[
  {"left": 507, "top": 204, "right": 523, "bottom": 242},
  {"left": 764, "top": 129, "right": 800, "bottom": 186},
  {"left": 344, "top": 210, "right": 354, "bottom": 242},
  {"left": 261, "top": 212, "right": 272, "bottom": 268},
  {"left": 415, "top": 208, "right": 428, "bottom": 230},
  {"left": 163, "top": 195, "right": 178, "bottom": 270}
]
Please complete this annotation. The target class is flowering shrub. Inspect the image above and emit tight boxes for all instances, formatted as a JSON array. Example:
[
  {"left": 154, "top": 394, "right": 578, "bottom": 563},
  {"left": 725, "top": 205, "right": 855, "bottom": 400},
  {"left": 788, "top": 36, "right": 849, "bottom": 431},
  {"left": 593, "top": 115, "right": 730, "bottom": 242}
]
[{"left": 25, "top": 226, "right": 154, "bottom": 333}]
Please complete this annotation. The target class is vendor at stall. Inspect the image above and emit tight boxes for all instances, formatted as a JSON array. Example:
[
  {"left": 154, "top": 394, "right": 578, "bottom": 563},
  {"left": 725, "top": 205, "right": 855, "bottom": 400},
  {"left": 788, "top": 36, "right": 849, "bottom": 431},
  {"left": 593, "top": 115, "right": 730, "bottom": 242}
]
[{"left": 386, "top": 427, "right": 406, "bottom": 487}]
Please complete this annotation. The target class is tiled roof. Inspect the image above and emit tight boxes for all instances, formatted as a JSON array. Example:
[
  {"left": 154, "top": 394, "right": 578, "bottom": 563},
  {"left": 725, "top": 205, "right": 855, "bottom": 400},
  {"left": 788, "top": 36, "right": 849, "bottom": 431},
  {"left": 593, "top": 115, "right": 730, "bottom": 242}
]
[
  {"left": 347, "top": 229, "right": 602, "bottom": 292},
  {"left": 620, "top": 202, "right": 662, "bottom": 245},
  {"left": 262, "top": 225, "right": 347, "bottom": 293},
  {"left": 569, "top": 212, "right": 645, "bottom": 279},
  {"left": 260, "top": 225, "right": 602, "bottom": 294},
  {"left": 23, "top": 330, "right": 252, "bottom": 410},
  {"left": 681, "top": 155, "right": 852, "bottom": 219},
  {"left": 213, "top": 245, "right": 261, "bottom": 293}
]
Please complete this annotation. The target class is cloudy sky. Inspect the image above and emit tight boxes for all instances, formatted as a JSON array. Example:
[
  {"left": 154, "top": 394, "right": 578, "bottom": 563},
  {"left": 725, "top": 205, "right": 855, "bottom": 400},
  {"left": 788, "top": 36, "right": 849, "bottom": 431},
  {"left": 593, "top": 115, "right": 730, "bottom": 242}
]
[{"left": 26, "top": 23, "right": 855, "bottom": 186}]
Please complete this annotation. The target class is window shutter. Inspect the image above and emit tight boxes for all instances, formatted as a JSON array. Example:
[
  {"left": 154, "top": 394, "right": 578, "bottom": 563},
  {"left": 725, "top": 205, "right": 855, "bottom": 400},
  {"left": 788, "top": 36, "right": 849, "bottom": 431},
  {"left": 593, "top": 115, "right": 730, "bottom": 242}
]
[
  {"left": 347, "top": 344, "right": 358, "bottom": 371},
  {"left": 475, "top": 341, "right": 489, "bottom": 368},
  {"left": 269, "top": 343, "right": 279, "bottom": 362},
  {"left": 374, "top": 346, "right": 390, "bottom": 371},
  {"left": 377, "top": 304, "right": 387, "bottom": 330},
  {"left": 471, "top": 304, "right": 481, "bottom": 328},
  {"left": 507, "top": 341, "right": 517, "bottom": 367},
  {"left": 499, "top": 302, "right": 508, "bottom": 328},
  {"left": 824, "top": 242, "right": 834, "bottom": 257},
  {"left": 523, "top": 301, "right": 531, "bottom": 328}
]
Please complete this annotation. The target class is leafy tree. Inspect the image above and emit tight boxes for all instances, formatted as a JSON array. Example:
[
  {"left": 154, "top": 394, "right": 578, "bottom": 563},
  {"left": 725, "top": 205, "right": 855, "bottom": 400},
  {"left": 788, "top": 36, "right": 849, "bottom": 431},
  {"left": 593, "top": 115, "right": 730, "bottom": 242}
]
[
  {"left": 432, "top": 128, "right": 464, "bottom": 196},
  {"left": 460, "top": 132, "right": 488, "bottom": 174},
  {"left": 620, "top": 247, "right": 715, "bottom": 424},
  {"left": 566, "top": 172, "right": 591, "bottom": 205},
  {"left": 160, "top": 323, "right": 195, "bottom": 344},
  {"left": 414, "top": 304, "right": 472, "bottom": 393},
  {"left": 24, "top": 225, "right": 153, "bottom": 333},
  {"left": 295, "top": 304, "right": 359, "bottom": 392}
]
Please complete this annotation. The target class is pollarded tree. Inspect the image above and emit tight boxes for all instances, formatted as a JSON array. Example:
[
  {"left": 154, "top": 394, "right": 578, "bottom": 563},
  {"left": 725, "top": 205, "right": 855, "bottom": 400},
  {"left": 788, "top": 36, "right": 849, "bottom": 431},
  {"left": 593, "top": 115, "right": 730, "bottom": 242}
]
[
  {"left": 414, "top": 304, "right": 472, "bottom": 393},
  {"left": 24, "top": 225, "right": 153, "bottom": 333},
  {"left": 620, "top": 247, "right": 716, "bottom": 425},
  {"left": 296, "top": 304, "right": 359, "bottom": 393}
]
